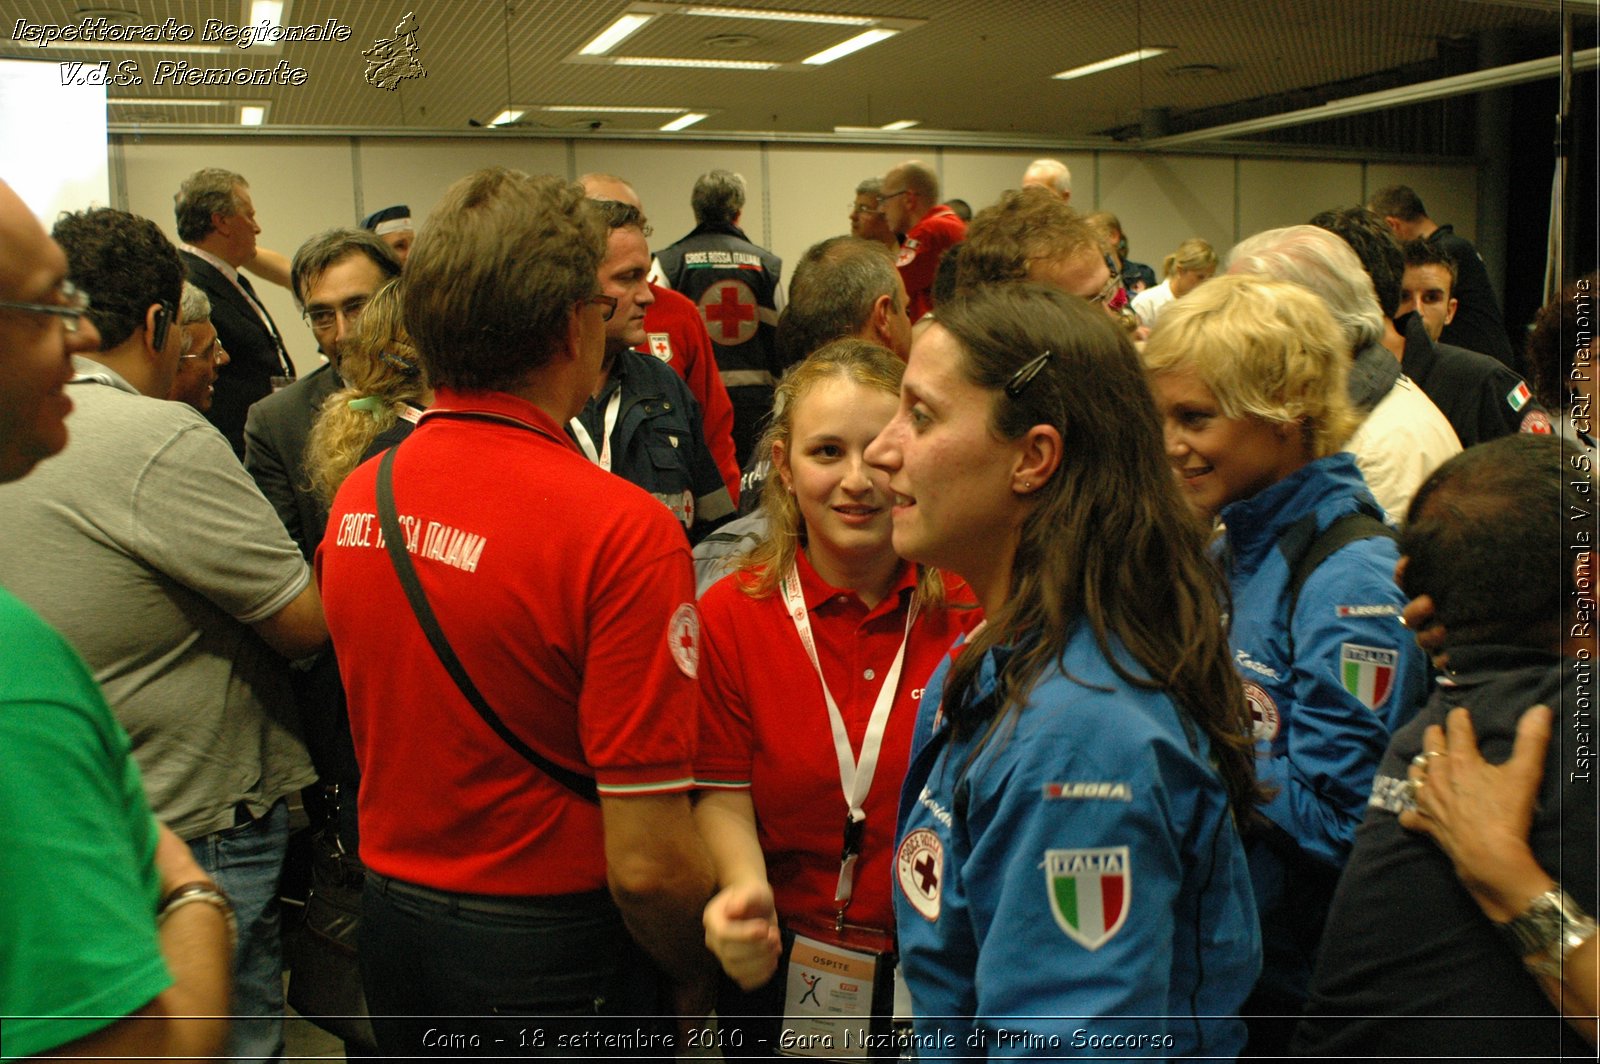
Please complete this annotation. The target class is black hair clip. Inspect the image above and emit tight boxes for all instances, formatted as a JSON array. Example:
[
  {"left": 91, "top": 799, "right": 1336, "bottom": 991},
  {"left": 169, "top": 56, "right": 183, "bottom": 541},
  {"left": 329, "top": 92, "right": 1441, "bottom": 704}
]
[{"left": 1004, "top": 350, "right": 1053, "bottom": 399}]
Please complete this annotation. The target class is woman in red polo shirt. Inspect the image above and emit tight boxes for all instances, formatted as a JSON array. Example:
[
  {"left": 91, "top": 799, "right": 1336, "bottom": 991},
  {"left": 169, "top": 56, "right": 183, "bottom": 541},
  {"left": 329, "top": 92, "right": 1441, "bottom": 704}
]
[{"left": 693, "top": 338, "right": 978, "bottom": 1054}]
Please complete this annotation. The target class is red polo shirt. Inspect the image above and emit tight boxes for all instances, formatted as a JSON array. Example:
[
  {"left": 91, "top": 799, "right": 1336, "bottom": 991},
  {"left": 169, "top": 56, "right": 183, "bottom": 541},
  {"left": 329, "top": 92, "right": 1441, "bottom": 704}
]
[
  {"left": 317, "top": 387, "right": 699, "bottom": 896},
  {"left": 639, "top": 284, "right": 741, "bottom": 504},
  {"left": 897, "top": 205, "right": 966, "bottom": 323},
  {"left": 696, "top": 552, "right": 980, "bottom": 939}
]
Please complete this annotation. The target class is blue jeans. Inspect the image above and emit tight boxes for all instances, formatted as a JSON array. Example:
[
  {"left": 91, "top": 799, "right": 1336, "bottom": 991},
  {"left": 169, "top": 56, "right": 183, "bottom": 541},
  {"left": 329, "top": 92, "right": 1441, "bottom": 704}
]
[
  {"left": 360, "top": 872, "right": 664, "bottom": 1060},
  {"left": 188, "top": 798, "right": 290, "bottom": 1064}
]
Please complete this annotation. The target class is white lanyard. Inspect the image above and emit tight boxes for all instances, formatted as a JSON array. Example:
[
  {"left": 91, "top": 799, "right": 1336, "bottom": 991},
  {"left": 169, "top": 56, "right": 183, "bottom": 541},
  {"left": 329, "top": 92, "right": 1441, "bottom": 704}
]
[
  {"left": 780, "top": 564, "right": 918, "bottom": 922},
  {"left": 397, "top": 403, "right": 424, "bottom": 424},
  {"left": 567, "top": 389, "right": 621, "bottom": 471}
]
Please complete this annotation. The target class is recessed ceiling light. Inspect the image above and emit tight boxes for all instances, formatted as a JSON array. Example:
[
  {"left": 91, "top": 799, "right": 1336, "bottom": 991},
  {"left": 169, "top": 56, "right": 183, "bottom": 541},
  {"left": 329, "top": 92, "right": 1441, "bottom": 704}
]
[
  {"left": 803, "top": 28, "right": 898, "bottom": 66},
  {"left": 540, "top": 104, "right": 688, "bottom": 114},
  {"left": 1052, "top": 47, "right": 1174, "bottom": 81},
  {"left": 681, "top": 6, "right": 876, "bottom": 26},
  {"left": 612, "top": 56, "right": 777, "bottom": 70},
  {"left": 249, "top": 1, "right": 285, "bottom": 30},
  {"left": 489, "top": 109, "right": 525, "bottom": 126},
  {"left": 239, "top": 104, "right": 266, "bottom": 126},
  {"left": 579, "top": 14, "right": 655, "bottom": 56},
  {"left": 880, "top": 119, "right": 919, "bottom": 131},
  {"left": 109, "top": 97, "right": 227, "bottom": 106},
  {"left": 660, "top": 112, "right": 709, "bottom": 132}
]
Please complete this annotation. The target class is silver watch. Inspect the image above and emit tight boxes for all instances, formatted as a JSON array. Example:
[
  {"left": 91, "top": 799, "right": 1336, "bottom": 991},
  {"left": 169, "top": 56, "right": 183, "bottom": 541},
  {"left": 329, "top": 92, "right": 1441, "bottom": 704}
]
[{"left": 1499, "top": 887, "right": 1597, "bottom": 980}]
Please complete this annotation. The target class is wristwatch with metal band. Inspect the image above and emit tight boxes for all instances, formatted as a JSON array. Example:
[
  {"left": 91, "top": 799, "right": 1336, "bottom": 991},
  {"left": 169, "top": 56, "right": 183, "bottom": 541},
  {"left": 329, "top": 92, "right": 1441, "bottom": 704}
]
[{"left": 1498, "top": 887, "right": 1597, "bottom": 980}]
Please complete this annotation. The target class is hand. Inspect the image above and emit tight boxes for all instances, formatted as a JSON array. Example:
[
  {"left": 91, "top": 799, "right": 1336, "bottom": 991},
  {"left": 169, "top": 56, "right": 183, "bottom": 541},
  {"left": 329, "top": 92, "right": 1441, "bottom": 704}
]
[
  {"left": 153, "top": 820, "right": 212, "bottom": 899},
  {"left": 1399, "top": 705, "right": 1556, "bottom": 921},
  {"left": 703, "top": 881, "right": 781, "bottom": 991},
  {"left": 1395, "top": 557, "right": 1449, "bottom": 669}
]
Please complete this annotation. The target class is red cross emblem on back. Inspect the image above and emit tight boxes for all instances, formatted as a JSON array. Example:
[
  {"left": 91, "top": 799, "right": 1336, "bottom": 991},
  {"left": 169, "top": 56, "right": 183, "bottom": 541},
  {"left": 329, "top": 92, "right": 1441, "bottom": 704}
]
[{"left": 700, "top": 279, "right": 759, "bottom": 346}]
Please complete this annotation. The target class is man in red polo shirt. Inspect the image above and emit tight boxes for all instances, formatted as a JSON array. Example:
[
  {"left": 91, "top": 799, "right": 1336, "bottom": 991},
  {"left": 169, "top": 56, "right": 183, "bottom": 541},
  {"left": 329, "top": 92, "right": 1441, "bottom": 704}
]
[
  {"left": 880, "top": 160, "right": 966, "bottom": 323},
  {"left": 316, "top": 169, "right": 713, "bottom": 1056},
  {"left": 581, "top": 172, "right": 740, "bottom": 503}
]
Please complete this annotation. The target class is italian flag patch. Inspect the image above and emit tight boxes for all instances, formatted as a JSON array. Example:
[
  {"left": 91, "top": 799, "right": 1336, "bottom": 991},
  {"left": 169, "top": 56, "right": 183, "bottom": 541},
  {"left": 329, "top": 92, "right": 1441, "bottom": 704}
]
[
  {"left": 1341, "top": 643, "right": 1398, "bottom": 710},
  {"left": 1046, "top": 847, "right": 1130, "bottom": 951}
]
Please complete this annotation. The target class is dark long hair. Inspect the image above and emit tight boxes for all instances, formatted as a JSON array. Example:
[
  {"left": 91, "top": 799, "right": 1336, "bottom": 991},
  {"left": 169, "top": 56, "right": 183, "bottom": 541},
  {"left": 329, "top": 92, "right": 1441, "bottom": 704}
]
[{"left": 936, "top": 283, "right": 1258, "bottom": 813}]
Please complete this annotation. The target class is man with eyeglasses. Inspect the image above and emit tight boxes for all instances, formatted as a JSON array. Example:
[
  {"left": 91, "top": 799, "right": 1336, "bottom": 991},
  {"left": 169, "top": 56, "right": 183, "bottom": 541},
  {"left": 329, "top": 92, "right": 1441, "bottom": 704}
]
[
  {"left": 168, "top": 280, "right": 231, "bottom": 414},
  {"left": 0, "top": 179, "right": 236, "bottom": 1063},
  {"left": 0, "top": 203, "right": 328, "bottom": 1064},
  {"left": 243, "top": 228, "right": 400, "bottom": 561},
  {"left": 879, "top": 160, "right": 966, "bottom": 325},
  {"left": 570, "top": 198, "right": 735, "bottom": 545},
  {"left": 954, "top": 187, "right": 1142, "bottom": 339},
  {"left": 849, "top": 177, "right": 899, "bottom": 251}
]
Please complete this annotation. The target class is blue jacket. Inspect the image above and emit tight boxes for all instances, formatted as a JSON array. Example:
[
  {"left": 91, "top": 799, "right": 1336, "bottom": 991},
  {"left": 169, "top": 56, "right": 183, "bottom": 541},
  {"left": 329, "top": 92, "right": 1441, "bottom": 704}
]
[
  {"left": 893, "top": 625, "right": 1260, "bottom": 1059},
  {"left": 1218, "top": 452, "right": 1425, "bottom": 1002}
]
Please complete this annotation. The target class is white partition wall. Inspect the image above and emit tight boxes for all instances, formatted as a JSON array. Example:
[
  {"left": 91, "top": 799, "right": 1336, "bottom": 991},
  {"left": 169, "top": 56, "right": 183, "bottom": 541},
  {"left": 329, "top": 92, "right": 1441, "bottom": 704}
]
[
  {"left": 573, "top": 141, "right": 768, "bottom": 257},
  {"left": 121, "top": 136, "right": 358, "bottom": 371},
  {"left": 112, "top": 133, "right": 1485, "bottom": 375}
]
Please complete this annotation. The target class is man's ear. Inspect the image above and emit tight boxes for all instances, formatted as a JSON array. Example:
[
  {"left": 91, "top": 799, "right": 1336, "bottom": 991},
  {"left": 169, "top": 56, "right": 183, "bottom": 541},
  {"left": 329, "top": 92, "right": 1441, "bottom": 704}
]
[
  {"left": 868, "top": 294, "right": 894, "bottom": 346},
  {"left": 1011, "top": 423, "right": 1063, "bottom": 495},
  {"left": 1444, "top": 298, "right": 1458, "bottom": 326}
]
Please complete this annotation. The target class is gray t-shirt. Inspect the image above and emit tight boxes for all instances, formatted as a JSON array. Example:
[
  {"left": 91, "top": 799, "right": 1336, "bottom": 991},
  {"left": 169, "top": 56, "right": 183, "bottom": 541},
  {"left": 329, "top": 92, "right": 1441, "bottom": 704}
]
[{"left": 0, "top": 360, "right": 315, "bottom": 838}]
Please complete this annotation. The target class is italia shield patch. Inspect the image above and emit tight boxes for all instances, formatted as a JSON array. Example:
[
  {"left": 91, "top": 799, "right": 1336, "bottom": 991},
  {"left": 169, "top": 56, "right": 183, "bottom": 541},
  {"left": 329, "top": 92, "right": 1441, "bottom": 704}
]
[
  {"left": 1340, "top": 643, "right": 1398, "bottom": 710},
  {"left": 1045, "top": 847, "right": 1129, "bottom": 950}
]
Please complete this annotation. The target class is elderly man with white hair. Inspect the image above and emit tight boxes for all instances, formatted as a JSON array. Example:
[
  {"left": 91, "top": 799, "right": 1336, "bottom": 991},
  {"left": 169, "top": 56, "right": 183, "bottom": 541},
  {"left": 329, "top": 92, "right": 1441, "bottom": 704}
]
[{"left": 1227, "top": 225, "right": 1460, "bottom": 519}]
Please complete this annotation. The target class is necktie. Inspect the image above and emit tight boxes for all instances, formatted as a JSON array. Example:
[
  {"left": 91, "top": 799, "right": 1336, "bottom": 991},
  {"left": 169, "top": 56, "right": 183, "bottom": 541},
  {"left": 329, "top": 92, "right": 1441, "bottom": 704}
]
[{"left": 234, "top": 272, "right": 295, "bottom": 378}]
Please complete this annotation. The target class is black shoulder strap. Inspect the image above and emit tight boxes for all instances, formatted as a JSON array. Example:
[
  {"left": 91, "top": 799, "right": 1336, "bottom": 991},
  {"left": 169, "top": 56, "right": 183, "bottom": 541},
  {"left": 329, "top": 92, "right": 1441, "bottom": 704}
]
[
  {"left": 375, "top": 444, "right": 599, "bottom": 803},
  {"left": 1278, "top": 507, "right": 1399, "bottom": 652}
]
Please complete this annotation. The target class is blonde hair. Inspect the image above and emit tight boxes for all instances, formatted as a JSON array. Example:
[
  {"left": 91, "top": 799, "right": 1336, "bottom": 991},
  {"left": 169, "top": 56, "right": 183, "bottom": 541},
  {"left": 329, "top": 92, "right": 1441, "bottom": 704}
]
[
  {"left": 1142, "top": 273, "right": 1360, "bottom": 457},
  {"left": 740, "top": 338, "right": 944, "bottom": 606},
  {"left": 1162, "top": 238, "right": 1217, "bottom": 279},
  {"left": 305, "top": 280, "right": 426, "bottom": 504}
]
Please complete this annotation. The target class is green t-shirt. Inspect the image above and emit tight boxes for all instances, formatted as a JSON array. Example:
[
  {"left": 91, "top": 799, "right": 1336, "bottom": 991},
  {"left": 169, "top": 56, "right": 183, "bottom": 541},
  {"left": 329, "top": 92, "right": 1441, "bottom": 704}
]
[{"left": 0, "top": 587, "right": 171, "bottom": 1058}]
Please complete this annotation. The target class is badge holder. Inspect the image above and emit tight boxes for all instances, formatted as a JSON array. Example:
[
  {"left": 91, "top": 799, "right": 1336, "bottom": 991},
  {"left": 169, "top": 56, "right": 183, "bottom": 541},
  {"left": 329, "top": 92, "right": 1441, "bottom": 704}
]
[{"left": 777, "top": 923, "right": 898, "bottom": 1061}]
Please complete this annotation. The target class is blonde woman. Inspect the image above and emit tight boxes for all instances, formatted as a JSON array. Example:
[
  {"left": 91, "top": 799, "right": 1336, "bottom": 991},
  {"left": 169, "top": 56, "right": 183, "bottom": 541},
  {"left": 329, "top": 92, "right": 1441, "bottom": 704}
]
[
  {"left": 1131, "top": 237, "right": 1217, "bottom": 328},
  {"left": 304, "top": 279, "right": 429, "bottom": 506},
  {"left": 694, "top": 338, "right": 979, "bottom": 1053},
  {"left": 1144, "top": 273, "right": 1426, "bottom": 1052}
]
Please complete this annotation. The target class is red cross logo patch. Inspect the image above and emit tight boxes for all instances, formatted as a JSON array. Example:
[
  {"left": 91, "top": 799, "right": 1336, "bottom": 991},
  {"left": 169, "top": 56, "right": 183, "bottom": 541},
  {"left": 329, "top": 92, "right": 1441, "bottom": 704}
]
[
  {"left": 647, "top": 332, "right": 674, "bottom": 363},
  {"left": 699, "top": 279, "right": 759, "bottom": 345},
  {"left": 896, "top": 828, "right": 943, "bottom": 922},
  {"left": 668, "top": 603, "right": 700, "bottom": 679}
]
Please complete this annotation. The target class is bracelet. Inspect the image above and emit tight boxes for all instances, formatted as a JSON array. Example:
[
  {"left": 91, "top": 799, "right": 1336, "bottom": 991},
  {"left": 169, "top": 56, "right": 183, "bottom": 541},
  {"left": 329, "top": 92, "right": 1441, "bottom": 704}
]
[
  {"left": 158, "top": 881, "right": 238, "bottom": 951},
  {"left": 1497, "top": 887, "right": 1597, "bottom": 980}
]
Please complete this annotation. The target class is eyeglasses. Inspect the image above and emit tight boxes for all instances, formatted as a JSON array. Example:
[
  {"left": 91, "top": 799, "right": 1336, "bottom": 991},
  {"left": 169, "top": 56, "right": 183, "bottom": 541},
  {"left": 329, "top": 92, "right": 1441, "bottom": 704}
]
[
  {"left": 582, "top": 293, "right": 618, "bottom": 321},
  {"left": 877, "top": 189, "right": 907, "bottom": 202},
  {"left": 305, "top": 295, "right": 371, "bottom": 331},
  {"left": 1004, "top": 350, "right": 1053, "bottom": 399},
  {"left": 180, "top": 337, "right": 225, "bottom": 364},
  {"left": 0, "top": 279, "right": 93, "bottom": 332},
  {"left": 1087, "top": 256, "right": 1126, "bottom": 308},
  {"left": 850, "top": 203, "right": 885, "bottom": 216}
]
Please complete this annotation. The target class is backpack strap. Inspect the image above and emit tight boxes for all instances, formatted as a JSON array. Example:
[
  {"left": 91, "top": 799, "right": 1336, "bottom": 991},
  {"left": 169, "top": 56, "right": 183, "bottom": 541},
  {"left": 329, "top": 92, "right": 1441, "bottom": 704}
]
[{"left": 1277, "top": 506, "right": 1398, "bottom": 656}]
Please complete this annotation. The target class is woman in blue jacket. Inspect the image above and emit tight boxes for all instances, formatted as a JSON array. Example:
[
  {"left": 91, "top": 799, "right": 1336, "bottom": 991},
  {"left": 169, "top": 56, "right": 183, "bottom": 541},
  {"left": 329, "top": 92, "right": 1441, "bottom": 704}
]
[
  {"left": 1144, "top": 273, "right": 1428, "bottom": 1052},
  {"left": 866, "top": 283, "right": 1262, "bottom": 1058}
]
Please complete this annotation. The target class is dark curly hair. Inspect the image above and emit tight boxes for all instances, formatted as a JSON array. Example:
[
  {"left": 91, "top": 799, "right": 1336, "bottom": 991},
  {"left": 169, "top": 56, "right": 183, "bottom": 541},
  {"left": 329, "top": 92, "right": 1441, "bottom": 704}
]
[{"left": 52, "top": 208, "right": 183, "bottom": 350}]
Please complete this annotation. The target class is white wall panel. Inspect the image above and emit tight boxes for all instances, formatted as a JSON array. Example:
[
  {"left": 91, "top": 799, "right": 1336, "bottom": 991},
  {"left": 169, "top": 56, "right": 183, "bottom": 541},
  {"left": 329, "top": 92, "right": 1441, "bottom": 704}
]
[
  {"left": 1098, "top": 154, "right": 1235, "bottom": 276},
  {"left": 1237, "top": 159, "right": 1365, "bottom": 248},
  {"left": 119, "top": 136, "right": 356, "bottom": 373},
  {"left": 942, "top": 149, "right": 1096, "bottom": 215},
  {"left": 573, "top": 140, "right": 765, "bottom": 260}
]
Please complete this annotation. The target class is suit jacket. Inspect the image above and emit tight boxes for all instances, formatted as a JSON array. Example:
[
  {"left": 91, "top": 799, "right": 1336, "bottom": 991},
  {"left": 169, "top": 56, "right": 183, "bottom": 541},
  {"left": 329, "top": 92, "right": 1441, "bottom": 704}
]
[
  {"left": 243, "top": 363, "right": 341, "bottom": 561},
  {"left": 182, "top": 250, "right": 290, "bottom": 456}
]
